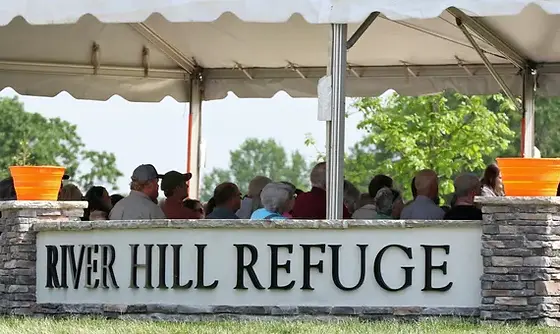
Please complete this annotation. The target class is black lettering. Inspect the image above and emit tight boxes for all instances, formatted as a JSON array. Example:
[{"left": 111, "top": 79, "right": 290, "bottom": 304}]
[
  {"left": 45, "top": 245, "right": 60, "bottom": 288},
  {"left": 129, "top": 244, "right": 154, "bottom": 289},
  {"left": 374, "top": 244, "right": 413, "bottom": 292},
  {"left": 171, "top": 244, "right": 193, "bottom": 289},
  {"left": 329, "top": 244, "right": 367, "bottom": 291},
  {"left": 69, "top": 245, "right": 86, "bottom": 289},
  {"left": 60, "top": 245, "right": 69, "bottom": 288},
  {"left": 268, "top": 244, "right": 295, "bottom": 290},
  {"left": 100, "top": 245, "right": 119, "bottom": 289},
  {"left": 421, "top": 245, "right": 453, "bottom": 292},
  {"left": 85, "top": 245, "right": 100, "bottom": 288},
  {"left": 301, "top": 244, "right": 325, "bottom": 290},
  {"left": 195, "top": 244, "right": 218, "bottom": 289},
  {"left": 234, "top": 244, "right": 264, "bottom": 290},
  {"left": 157, "top": 244, "right": 168, "bottom": 289}
]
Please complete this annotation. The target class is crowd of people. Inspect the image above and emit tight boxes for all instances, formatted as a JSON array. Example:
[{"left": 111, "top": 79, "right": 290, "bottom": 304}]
[{"left": 0, "top": 161, "right": 506, "bottom": 221}]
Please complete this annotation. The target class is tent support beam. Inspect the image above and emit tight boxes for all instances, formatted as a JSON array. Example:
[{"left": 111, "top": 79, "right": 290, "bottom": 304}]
[
  {"left": 327, "top": 23, "right": 347, "bottom": 220},
  {"left": 522, "top": 68, "right": 537, "bottom": 158},
  {"left": 187, "top": 73, "right": 203, "bottom": 199},
  {"left": 347, "top": 12, "right": 379, "bottom": 50},
  {"left": 447, "top": 8, "right": 530, "bottom": 70},
  {"left": 128, "top": 23, "right": 197, "bottom": 74},
  {"left": 456, "top": 18, "right": 522, "bottom": 112}
]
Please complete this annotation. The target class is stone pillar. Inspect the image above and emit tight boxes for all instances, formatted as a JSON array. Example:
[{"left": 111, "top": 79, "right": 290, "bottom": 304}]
[
  {"left": 477, "top": 197, "right": 560, "bottom": 325},
  {"left": 0, "top": 201, "right": 87, "bottom": 315}
]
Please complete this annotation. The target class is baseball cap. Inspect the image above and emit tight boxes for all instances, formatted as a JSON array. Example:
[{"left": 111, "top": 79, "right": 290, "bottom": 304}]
[
  {"left": 161, "top": 171, "right": 192, "bottom": 192},
  {"left": 131, "top": 164, "right": 164, "bottom": 182}
]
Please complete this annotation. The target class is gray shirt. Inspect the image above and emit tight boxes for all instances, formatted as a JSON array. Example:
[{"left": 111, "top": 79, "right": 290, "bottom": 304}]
[
  {"left": 109, "top": 190, "right": 166, "bottom": 220},
  {"left": 400, "top": 195, "right": 445, "bottom": 220}
]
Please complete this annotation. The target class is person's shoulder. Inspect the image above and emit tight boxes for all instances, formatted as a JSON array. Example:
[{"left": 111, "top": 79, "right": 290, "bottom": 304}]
[{"left": 250, "top": 208, "right": 267, "bottom": 217}]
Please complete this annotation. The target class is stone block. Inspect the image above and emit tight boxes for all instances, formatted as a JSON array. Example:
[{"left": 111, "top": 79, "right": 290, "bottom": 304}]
[
  {"left": 492, "top": 257, "right": 523, "bottom": 267},
  {"left": 524, "top": 257, "right": 553, "bottom": 267},
  {"left": 392, "top": 307, "right": 424, "bottom": 316},
  {"left": 495, "top": 297, "right": 528, "bottom": 306},
  {"left": 527, "top": 234, "right": 560, "bottom": 241},
  {"left": 482, "top": 225, "right": 499, "bottom": 234},
  {"left": 491, "top": 248, "right": 536, "bottom": 257},
  {"left": 491, "top": 281, "right": 526, "bottom": 290},
  {"left": 481, "top": 274, "right": 520, "bottom": 282},
  {"left": 536, "top": 281, "right": 560, "bottom": 296},
  {"left": 484, "top": 267, "right": 509, "bottom": 274},
  {"left": 269, "top": 306, "right": 298, "bottom": 315},
  {"left": 146, "top": 304, "right": 177, "bottom": 314},
  {"left": 7, "top": 285, "right": 29, "bottom": 293}
]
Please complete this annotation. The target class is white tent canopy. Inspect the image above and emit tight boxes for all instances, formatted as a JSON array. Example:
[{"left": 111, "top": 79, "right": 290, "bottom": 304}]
[
  {"left": 2, "top": 0, "right": 559, "bottom": 215},
  {"left": 1, "top": 1, "right": 560, "bottom": 101}
]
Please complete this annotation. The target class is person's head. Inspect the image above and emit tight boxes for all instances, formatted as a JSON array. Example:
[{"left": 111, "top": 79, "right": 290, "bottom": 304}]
[
  {"left": 411, "top": 177, "right": 418, "bottom": 199},
  {"left": 110, "top": 194, "right": 124, "bottom": 206},
  {"left": 213, "top": 182, "right": 242, "bottom": 212},
  {"left": 482, "top": 163, "right": 503, "bottom": 194},
  {"left": 161, "top": 171, "right": 192, "bottom": 200},
  {"left": 260, "top": 182, "right": 296, "bottom": 214},
  {"left": 58, "top": 184, "right": 83, "bottom": 201},
  {"left": 183, "top": 199, "right": 205, "bottom": 219},
  {"left": 310, "top": 162, "right": 327, "bottom": 190},
  {"left": 0, "top": 177, "right": 16, "bottom": 201},
  {"left": 130, "top": 164, "right": 163, "bottom": 201},
  {"left": 83, "top": 186, "right": 112, "bottom": 220},
  {"left": 248, "top": 176, "right": 273, "bottom": 213},
  {"left": 247, "top": 176, "right": 272, "bottom": 198},
  {"left": 374, "top": 187, "right": 395, "bottom": 217},
  {"left": 368, "top": 174, "right": 393, "bottom": 198},
  {"left": 58, "top": 174, "right": 71, "bottom": 198},
  {"left": 414, "top": 169, "right": 439, "bottom": 200},
  {"left": 356, "top": 193, "right": 375, "bottom": 209},
  {"left": 343, "top": 180, "right": 361, "bottom": 214},
  {"left": 454, "top": 173, "right": 482, "bottom": 205}
]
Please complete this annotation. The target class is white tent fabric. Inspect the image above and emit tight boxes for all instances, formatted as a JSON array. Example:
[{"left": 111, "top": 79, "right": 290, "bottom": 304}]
[
  {"left": 4, "top": 0, "right": 560, "bottom": 24},
  {"left": 1, "top": 1, "right": 560, "bottom": 101}
]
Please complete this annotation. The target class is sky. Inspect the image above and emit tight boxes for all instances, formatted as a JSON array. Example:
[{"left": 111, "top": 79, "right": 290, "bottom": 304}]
[{"left": 1, "top": 89, "right": 366, "bottom": 193}]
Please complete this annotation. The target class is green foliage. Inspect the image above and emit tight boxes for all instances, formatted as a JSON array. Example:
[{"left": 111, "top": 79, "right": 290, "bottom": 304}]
[
  {"left": 345, "top": 92, "right": 515, "bottom": 200},
  {"left": 200, "top": 138, "right": 309, "bottom": 201},
  {"left": 0, "top": 96, "right": 123, "bottom": 190}
]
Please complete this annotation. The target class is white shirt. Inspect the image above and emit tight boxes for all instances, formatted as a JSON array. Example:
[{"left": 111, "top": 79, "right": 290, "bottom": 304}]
[{"left": 109, "top": 190, "right": 166, "bottom": 220}]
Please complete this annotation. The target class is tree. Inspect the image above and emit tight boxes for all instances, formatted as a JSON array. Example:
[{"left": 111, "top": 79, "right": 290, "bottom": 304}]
[
  {"left": 0, "top": 97, "right": 123, "bottom": 190},
  {"left": 496, "top": 96, "right": 560, "bottom": 158},
  {"left": 200, "top": 138, "right": 309, "bottom": 201},
  {"left": 345, "top": 92, "right": 515, "bottom": 200}
]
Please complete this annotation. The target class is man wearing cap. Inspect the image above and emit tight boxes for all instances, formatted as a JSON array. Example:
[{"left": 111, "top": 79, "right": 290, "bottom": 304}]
[
  {"left": 109, "top": 164, "right": 166, "bottom": 220},
  {"left": 160, "top": 170, "right": 194, "bottom": 219}
]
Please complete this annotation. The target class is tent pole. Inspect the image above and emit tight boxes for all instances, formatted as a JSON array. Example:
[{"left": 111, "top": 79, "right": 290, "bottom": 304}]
[
  {"left": 187, "top": 75, "right": 203, "bottom": 199},
  {"left": 522, "top": 68, "right": 536, "bottom": 158},
  {"left": 327, "top": 24, "right": 347, "bottom": 220},
  {"left": 456, "top": 18, "right": 522, "bottom": 112}
]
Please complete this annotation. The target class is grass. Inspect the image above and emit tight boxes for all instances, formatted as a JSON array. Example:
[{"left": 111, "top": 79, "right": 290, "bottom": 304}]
[{"left": 0, "top": 317, "right": 559, "bottom": 334}]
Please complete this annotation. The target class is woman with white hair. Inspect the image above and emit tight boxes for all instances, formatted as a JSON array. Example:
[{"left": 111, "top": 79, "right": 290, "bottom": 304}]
[
  {"left": 250, "top": 182, "right": 296, "bottom": 220},
  {"left": 236, "top": 176, "right": 272, "bottom": 219}
]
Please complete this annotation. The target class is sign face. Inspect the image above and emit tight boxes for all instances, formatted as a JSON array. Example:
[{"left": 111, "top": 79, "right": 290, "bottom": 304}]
[{"left": 36, "top": 226, "right": 482, "bottom": 307}]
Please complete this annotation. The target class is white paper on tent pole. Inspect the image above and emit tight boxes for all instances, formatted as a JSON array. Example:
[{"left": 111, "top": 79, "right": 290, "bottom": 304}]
[{"left": 317, "top": 75, "right": 332, "bottom": 121}]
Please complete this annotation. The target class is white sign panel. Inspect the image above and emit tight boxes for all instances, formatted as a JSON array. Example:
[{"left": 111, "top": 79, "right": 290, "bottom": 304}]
[{"left": 36, "top": 227, "right": 482, "bottom": 307}]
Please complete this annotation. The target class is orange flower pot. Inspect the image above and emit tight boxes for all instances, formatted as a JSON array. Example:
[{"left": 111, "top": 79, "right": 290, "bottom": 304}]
[
  {"left": 496, "top": 158, "right": 560, "bottom": 196},
  {"left": 9, "top": 166, "right": 65, "bottom": 201}
]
